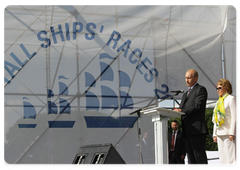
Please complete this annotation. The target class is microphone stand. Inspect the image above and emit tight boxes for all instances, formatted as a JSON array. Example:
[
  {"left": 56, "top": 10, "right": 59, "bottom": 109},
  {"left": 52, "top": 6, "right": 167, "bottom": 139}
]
[
  {"left": 129, "top": 92, "right": 181, "bottom": 115},
  {"left": 172, "top": 98, "right": 181, "bottom": 107},
  {"left": 129, "top": 91, "right": 182, "bottom": 164}
]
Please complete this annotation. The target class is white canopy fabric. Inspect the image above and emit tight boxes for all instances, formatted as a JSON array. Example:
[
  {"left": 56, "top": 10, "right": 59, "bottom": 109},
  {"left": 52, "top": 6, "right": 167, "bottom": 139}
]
[{"left": 4, "top": 5, "right": 236, "bottom": 164}]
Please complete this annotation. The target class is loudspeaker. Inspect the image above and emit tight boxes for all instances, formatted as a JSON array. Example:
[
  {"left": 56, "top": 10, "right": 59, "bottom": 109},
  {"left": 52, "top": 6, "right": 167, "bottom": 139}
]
[{"left": 72, "top": 143, "right": 125, "bottom": 164}]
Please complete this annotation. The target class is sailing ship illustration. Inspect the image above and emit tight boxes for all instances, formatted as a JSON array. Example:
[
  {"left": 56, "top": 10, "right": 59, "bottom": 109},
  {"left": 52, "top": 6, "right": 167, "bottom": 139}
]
[
  {"left": 85, "top": 53, "right": 134, "bottom": 111},
  {"left": 84, "top": 53, "right": 137, "bottom": 128},
  {"left": 18, "top": 53, "right": 137, "bottom": 129},
  {"left": 48, "top": 75, "right": 71, "bottom": 115},
  {"left": 18, "top": 97, "right": 37, "bottom": 128},
  {"left": 19, "top": 75, "right": 75, "bottom": 128}
]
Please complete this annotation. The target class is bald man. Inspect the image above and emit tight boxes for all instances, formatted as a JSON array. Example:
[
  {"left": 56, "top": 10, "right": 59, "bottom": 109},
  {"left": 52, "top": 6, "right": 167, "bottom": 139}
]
[{"left": 174, "top": 69, "right": 208, "bottom": 164}]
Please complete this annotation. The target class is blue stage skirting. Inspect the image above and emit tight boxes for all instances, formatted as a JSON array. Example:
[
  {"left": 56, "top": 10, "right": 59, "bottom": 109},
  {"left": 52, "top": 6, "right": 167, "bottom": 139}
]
[
  {"left": 48, "top": 121, "right": 75, "bottom": 128},
  {"left": 18, "top": 124, "right": 37, "bottom": 128},
  {"left": 84, "top": 116, "right": 138, "bottom": 128}
]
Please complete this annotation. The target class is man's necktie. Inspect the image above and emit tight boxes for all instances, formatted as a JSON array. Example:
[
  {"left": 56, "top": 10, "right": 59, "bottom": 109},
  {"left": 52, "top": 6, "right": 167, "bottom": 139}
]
[
  {"left": 171, "top": 131, "right": 176, "bottom": 151},
  {"left": 187, "top": 88, "right": 191, "bottom": 96}
]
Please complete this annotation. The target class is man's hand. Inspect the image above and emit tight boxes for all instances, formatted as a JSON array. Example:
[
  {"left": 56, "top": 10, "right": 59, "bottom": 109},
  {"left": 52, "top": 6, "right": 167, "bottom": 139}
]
[{"left": 174, "top": 108, "right": 182, "bottom": 112}]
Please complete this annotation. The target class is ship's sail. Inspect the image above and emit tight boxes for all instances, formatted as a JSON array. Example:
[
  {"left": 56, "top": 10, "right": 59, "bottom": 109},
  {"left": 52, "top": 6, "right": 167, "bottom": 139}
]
[{"left": 23, "top": 98, "right": 36, "bottom": 119}]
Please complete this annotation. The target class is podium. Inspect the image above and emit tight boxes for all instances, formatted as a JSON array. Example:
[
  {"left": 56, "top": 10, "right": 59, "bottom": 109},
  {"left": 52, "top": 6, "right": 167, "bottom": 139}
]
[{"left": 141, "top": 107, "right": 184, "bottom": 164}]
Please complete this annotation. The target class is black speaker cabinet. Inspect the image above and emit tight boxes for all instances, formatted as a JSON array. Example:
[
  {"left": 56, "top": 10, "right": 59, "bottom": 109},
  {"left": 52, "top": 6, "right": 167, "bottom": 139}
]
[{"left": 72, "top": 143, "right": 125, "bottom": 164}]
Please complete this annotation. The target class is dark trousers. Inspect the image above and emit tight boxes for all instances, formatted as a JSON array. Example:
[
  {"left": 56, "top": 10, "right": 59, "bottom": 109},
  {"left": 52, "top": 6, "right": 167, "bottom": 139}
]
[
  {"left": 169, "top": 151, "right": 184, "bottom": 164},
  {"left": 185, "top": 134, "right": 208, "bottom": 164}
]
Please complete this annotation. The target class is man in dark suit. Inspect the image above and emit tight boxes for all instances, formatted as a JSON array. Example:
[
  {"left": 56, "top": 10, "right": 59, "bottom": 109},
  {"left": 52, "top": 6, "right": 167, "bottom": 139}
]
[
  {"left": 168, "top": 120, "right": 186, "bottom": 164},
  {"left": 174, "top": 69, "right": 208, "bottom": 164}
]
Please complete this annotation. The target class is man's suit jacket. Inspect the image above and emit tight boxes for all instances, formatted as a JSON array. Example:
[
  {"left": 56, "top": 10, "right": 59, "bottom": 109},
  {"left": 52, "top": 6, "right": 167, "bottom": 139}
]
[
  {"left": 180, "top": 83, "right": 208, "bottom": 136},
  {"left": 168, "top": 130, "right": 186, "bottom": 161}
]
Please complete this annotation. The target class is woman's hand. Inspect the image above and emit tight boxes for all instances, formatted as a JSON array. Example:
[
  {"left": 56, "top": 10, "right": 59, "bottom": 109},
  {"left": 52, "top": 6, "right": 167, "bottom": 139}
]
[
  {"left": 229, "top": 135, "right": 235, "bottom": 141},
  {"left": 213, "top": 136, "right": 217, "bottom": 143}
]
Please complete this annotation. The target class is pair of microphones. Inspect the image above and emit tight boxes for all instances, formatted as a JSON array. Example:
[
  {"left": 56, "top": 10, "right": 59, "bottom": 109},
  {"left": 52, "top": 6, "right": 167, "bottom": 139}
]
[{"left": 169, "top": 90, "right": 184, "bottom": 94}]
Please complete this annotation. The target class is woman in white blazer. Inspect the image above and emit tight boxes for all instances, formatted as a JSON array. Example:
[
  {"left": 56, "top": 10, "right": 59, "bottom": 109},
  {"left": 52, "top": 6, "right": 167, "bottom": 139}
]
[{"left": 212, "top": 79, "right": 236, "bottom": 164}]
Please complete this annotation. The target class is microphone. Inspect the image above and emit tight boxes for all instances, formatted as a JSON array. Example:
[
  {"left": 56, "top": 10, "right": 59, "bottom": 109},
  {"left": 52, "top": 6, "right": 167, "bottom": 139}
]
[{"left": 169, "top": 90, "right": 184, "bottom": 94}]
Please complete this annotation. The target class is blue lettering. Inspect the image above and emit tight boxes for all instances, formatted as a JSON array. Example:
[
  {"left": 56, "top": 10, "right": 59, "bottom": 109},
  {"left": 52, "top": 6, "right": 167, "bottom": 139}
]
[
  {"left": 73, "top": 22, "right": 83, "bottom": 40},
  {"left": 136, "top": 57, "right": 152, "bottom": 75},
  {"left": 106, "top": 31, "right": 160, "bottom": 84},
  {"left": 85, "top": 22, "right": 96, "bottom": 40},
  {"left": 4, "top": 61, "right": 20, "bottom": 77},
  {"left": 4, "top": 44, "right": 37, "bottom": 85},
  {"left": 37, "top": 30, "right": 51, "bottom": 48},
  {"left": 150, "top": 68, "right": 159, "bottom": 77},
  {"left": 129, "top": 48, "right": 142, "bottom": 64},
  {"left": 144, "top": 72, "right": 153, "bottom": 83},
  {"left": 154, "top": 84, "right": 169, "bottom": 99},
  {"left": 117, "top": 40, "right": 131, "bottom": 58},
  {"left": 51, "top": 24, "right": 65, "bottom": 44},
  {"left": 10, "top": 52, "right": 28, "bottom": 67},
  {"left": 144, "top": 68, "right": 159, "bottom": 82},
  {"left": 37, "top": 22, "right": 100, "bottom": 47},
  {"left": 20, "top": 44, "right": 37, "bottom": 60},
  {"left": 65, "top": 23, "right": 70, "bottom": 41},
  {"left": 9, "top": 43, "right": 37, "bottom": 68},
  {"left": 136, "top": 58, "right": 159, "bottom": 82},
  {"left": 106, "top": 30, "right": 121, "bottom": 49}
]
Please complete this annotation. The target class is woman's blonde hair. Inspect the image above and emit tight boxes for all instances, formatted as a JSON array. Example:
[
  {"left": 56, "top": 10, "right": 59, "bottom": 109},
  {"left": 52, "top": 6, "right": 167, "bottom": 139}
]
[{"left": 217, "top": 79, "right": 232, "bottom": 94}]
